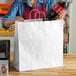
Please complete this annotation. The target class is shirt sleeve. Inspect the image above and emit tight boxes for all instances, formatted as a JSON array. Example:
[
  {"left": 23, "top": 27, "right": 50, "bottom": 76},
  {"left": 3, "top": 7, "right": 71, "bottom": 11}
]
[
  {"left": 1, "top": 0, "right": 19, "bottom": 28},
  {"left": 44, "top": 0, "right": 56, "bottom": 12}
]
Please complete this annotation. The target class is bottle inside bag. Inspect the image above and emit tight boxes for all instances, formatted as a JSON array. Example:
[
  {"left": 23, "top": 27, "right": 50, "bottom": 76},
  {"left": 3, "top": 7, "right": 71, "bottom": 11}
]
[{"left": 43, "top": 0, "right": 69, "bottom": 21}]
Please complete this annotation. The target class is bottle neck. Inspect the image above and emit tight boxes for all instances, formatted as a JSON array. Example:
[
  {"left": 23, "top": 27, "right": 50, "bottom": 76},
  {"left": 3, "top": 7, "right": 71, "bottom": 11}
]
[{"left": 58, "top": 1, "right": 69, "bottom": 9}]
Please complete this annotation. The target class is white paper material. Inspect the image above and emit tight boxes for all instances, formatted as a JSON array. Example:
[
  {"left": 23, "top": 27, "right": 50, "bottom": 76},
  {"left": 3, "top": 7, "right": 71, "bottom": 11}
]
[{"left": 14, "top": 20, "right": 64, "bottom": 71}]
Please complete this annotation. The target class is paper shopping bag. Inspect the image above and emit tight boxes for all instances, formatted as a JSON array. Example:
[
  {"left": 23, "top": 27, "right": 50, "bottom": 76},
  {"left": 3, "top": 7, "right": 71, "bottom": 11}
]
[{"left": 13, "top": 19, "right": 64, "bottom": 71}]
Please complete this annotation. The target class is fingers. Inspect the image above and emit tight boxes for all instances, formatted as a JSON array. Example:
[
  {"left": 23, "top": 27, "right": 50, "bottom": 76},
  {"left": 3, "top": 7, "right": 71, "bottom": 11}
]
[
  {"left": 55, "top": 10, "right": 66, "bottom": 19},
  {"left": 59, "top": 10, "right": 66, "bottom": 19},
  {"left": 19, "top": 17, "right": 24, "bottom": 22},
  {"left": 18, "top": 19, "right": 24, "bottom": 22},
  {"left": 14, "top": 16, "right": 24, "bottom": 22},
  {"left": 55, "top": 15, "right": 60, "bottom": 19}
]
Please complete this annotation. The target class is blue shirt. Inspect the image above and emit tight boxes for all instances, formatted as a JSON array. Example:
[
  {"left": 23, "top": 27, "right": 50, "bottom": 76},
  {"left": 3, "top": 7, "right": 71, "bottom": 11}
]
[{"left": 2, "top": 0, "right": 55, "bottom": 27}]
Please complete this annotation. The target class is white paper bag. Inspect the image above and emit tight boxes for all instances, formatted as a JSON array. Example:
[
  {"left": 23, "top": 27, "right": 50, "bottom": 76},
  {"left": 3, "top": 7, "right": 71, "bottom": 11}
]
[{"left": 13, "top": 19, "right": 64, "bottom": 71}]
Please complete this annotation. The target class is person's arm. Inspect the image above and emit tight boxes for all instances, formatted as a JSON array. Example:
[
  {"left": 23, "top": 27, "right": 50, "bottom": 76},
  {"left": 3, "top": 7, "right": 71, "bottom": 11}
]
[
  {"left": 1, "top": 0, "right": 24, "bottom": 29},
  {"left": 4, "top": 16, "right": 24, "bottom": 28},
  {"left": 44, "top": 0, "right": 55, "bottom": 12}
]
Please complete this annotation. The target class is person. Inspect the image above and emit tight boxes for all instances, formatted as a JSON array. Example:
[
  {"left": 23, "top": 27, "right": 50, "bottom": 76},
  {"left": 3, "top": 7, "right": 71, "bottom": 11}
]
[{"left": 2, "top": 0, "right": 65, "bottom": 29}]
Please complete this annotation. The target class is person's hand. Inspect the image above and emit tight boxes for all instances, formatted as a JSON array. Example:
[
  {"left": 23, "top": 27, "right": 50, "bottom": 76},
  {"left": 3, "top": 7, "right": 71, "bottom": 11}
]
[
  {"left": 14, "top": 16, "right": 24, "bottom": 22},
  {"left": 55, "top": 10, "right": 66, "bottom": 19},
  {"left": 4, "top": 16, "right": 24, "bottom": 28}
]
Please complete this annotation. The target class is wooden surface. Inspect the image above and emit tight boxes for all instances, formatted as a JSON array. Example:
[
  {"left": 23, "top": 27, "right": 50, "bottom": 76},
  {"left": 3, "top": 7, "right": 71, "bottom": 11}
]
[
  {"left": 0, "top": 32, "right": 14, "bottom": 36},
  {"left": 0, "top": 0, "right": 14, "bottom": 4},
  {"left": 9, "top": 54, "right": 76, "bottom": 76}
]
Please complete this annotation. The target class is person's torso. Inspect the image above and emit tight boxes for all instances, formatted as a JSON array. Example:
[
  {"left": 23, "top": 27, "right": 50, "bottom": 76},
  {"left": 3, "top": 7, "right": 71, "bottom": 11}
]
[
  {"left": 16, "top": 0, "right": 55, "bottom": 17},
  {"left": 22, "top": 1, "right": 46, "bottom": 19}
]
